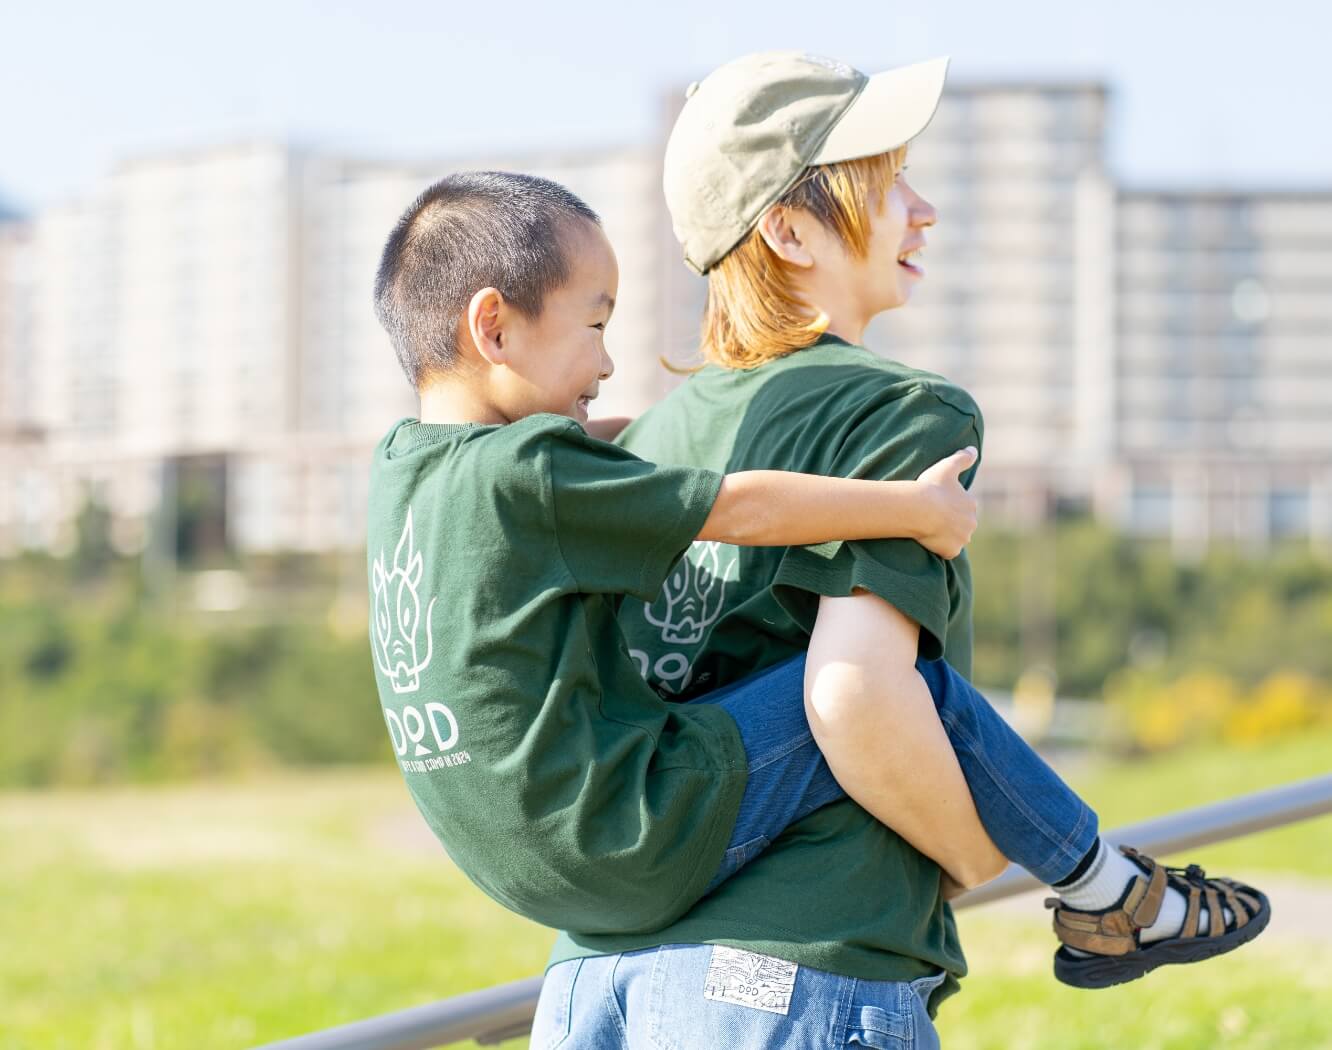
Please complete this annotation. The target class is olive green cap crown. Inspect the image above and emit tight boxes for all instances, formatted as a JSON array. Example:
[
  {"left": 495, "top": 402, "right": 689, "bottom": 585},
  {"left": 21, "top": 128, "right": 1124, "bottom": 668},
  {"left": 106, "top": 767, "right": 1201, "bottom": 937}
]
[{"left": 663, "top": 52, "right": 950, "bottom": 274}]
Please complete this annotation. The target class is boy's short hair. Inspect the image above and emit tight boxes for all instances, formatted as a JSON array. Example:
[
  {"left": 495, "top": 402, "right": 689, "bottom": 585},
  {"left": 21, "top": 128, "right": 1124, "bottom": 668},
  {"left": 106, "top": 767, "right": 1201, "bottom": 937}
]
[{"left": 373, "top": 171, "right": 601, "bottom": 387}]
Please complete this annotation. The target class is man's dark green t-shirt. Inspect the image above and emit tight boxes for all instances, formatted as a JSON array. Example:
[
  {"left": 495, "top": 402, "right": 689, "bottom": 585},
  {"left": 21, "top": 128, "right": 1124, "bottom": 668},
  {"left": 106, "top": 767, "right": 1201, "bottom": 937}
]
[
  {"left": 365, "top": 413, "right": 748, "bottom": 934},
  {"left": 549, "top": 335, "right": 983, "bottom": 1003}
]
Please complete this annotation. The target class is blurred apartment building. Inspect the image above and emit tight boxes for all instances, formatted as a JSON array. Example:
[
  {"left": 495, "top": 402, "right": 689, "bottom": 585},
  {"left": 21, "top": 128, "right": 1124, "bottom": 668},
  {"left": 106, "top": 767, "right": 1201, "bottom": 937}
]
[
  {"left": 0, "top": 77, "right": 1329, "bottom": 555},
  {"left": 1109, "top": 190, "right": 1332, "bottom": 546},
  {"left": 0, "top": 143, "right": 665, "bottom": 554}
]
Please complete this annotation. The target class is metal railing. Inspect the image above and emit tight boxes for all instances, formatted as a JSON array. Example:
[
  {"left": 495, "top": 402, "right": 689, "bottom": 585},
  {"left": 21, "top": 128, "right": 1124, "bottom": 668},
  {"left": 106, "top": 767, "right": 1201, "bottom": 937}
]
[{"left": 257, "top": 773, "right": 1332, "bottom": 1050}]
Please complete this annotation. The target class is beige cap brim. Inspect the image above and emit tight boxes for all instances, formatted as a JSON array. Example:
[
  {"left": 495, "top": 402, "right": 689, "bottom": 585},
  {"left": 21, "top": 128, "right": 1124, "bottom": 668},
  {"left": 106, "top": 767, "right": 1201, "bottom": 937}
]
[{"left": 811, "top": 56, "right": 950, "bottom": 165}]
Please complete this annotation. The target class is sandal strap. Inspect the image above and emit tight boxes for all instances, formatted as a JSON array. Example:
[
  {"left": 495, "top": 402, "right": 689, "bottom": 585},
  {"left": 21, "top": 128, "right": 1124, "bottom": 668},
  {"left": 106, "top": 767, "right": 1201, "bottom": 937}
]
[
  {"left": 1047, "top": 847, "right": 1264, "bottom": 956},
  {"left": 1159, "top": 856, "right": 1245, "bottom": 937},
  {"left": 1124, "top": 854, "right": 1167, "bottom": 927},
  {"left": 1046, "top": 848, "right": 1167, "bottom": 956},
  {"left": 1182, "top": 880, "right": 1203, "bottom": 938},
  {"left": 1217, "top": 881, "right": 1247, "bottom": 930},
  {"left": 1205, "top": 884, "right": 1225, "bottom": 936},
  {"left": 1218, "top": 878, "right": 1262, "bottom": 926}
]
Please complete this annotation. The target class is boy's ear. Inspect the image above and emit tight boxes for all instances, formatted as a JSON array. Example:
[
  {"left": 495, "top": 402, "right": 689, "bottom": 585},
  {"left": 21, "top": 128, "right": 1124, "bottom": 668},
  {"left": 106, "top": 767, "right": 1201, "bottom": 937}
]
[
  {"left": 465, "top": 287, "right": 508, "bottom": 366},
  {"left": 757, "top": 206, "right": 815, "bottom": 269}
]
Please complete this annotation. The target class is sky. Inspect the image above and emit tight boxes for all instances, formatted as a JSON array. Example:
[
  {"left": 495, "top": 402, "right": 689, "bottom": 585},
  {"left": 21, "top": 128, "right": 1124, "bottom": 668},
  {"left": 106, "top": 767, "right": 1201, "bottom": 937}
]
[{"left": 3, "top": 0, "right": 1328, "bottom": 212}]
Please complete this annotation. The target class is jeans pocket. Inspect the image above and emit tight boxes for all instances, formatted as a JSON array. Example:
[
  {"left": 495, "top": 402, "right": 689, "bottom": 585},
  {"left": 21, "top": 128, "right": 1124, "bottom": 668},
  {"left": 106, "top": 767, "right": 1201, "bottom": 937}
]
[
  {"left": 846, "top": 1002, "right": 912, "bottom": 1047},
  {"left": 908, "top": 969, "right": 949, "bottom": 1019},
  {"left": 530, "top": 959, "right": 581, "bottom": 1050}
]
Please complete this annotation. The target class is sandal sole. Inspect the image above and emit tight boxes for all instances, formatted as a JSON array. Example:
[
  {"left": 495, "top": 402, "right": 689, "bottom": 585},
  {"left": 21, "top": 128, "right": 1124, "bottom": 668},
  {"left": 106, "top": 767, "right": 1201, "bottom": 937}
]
[{"left": 1053, "top": 888, "right": 1272, "bottom": 990}]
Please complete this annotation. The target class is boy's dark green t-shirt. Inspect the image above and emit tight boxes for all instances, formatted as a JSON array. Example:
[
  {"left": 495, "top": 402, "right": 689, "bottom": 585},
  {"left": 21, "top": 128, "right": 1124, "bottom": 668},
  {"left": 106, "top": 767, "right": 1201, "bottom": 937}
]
[
  {"left": 549, "top": 336, "right": 982, "bottom": 1001},
  {"left": 365, "top": 413, "right": 747, "bottom": 934}
]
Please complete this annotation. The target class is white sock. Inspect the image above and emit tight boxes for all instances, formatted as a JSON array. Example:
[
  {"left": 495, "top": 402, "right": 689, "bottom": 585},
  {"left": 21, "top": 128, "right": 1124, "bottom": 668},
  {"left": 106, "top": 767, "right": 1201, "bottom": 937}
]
[
  {"left": 1055, "top": 839, "right": 1142, "bottom": 912},
  {"left": 1055, "top": 840, "right": 1232, "bottom": 952}
]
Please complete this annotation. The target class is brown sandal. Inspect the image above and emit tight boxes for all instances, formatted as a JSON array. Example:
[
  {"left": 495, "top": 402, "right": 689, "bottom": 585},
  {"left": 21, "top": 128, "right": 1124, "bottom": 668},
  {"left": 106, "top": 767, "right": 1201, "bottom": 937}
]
[{"left": 1046, "top": 845, "right": 1271, "bottom": 989}]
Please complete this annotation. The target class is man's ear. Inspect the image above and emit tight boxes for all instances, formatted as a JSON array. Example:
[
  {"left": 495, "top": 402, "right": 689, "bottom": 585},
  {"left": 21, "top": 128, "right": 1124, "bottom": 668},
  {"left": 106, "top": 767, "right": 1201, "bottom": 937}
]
[
  {"left": 757, "top": 206, "right": 815, "bottom": 269},
  {"left": 465, "top": 287, "right": 508, "bottom": 366}
]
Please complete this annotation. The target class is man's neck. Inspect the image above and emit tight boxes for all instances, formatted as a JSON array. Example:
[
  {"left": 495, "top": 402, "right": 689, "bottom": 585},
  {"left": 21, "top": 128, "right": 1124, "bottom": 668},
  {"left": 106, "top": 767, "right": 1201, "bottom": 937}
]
[
  {"left": 796, "top": 281, "right": 869, "bottom": 346},
  {"left": 820, "top": 314, "right": 867, "bottom": 345}
]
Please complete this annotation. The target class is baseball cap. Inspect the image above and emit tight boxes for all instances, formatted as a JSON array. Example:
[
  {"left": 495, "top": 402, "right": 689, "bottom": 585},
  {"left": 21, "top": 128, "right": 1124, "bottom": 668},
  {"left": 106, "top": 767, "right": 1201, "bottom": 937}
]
[{"left": 663, "top": 52, "right": 950, "bottom": 274}]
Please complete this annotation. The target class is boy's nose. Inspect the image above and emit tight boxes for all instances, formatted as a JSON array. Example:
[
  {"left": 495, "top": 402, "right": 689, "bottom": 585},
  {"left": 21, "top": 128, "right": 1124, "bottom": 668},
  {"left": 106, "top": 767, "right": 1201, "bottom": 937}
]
[{"left": 600, "top": 348, "right": 615, "bottom": 380}]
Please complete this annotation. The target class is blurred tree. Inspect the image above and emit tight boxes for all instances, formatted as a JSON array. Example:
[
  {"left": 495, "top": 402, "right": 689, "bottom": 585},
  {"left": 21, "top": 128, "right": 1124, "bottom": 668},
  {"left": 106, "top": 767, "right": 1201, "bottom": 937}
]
[
  {"left": 2, "top": 517, "right": 1329, "bottom": 786},
  {"left": 71, "top": 487, "right": 116, "bottom": 580}
]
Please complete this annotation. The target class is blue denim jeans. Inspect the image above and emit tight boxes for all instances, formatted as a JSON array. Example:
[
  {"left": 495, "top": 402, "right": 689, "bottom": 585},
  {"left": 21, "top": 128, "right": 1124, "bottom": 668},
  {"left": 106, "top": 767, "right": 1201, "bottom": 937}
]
[
  {"left": 699, "top": 653, "right": 1099, "bottom": 889},
  {"left": 531, "top": 946, "right": 949, "bottom": 1049}
]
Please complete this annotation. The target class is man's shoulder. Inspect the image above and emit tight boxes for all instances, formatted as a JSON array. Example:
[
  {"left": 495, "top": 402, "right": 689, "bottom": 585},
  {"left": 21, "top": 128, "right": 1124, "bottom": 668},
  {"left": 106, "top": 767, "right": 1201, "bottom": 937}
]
[
  {"left": 742, "top": 344, "right": 984, "bottom": 446},
  {"left": 797, "top": 345, "right": 980, "bottom": 424},
  {"left": 624, "top": 344, "right": 982, "bottom": 469},
  {"left": 667, "top": 345, "right": 977, "bottom": 412}
]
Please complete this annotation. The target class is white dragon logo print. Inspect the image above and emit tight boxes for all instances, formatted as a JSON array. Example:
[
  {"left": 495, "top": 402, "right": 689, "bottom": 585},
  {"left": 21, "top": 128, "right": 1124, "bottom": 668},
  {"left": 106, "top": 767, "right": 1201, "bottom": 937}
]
[
  {"left": 371, "top": 508, "right": 438, "bottom": 694},
  {"left": 645, "top": 541, "right": 735, "bottom": 645},
  {"left": 631, "top": 541, "right": 737, "bottom": 694}
]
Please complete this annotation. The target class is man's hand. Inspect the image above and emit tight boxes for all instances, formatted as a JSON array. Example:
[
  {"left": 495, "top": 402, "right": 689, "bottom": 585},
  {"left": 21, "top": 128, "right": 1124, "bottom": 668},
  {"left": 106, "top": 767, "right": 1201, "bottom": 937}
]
[{"left": 912, "top": 447, "right": 978, "bottom": 559}]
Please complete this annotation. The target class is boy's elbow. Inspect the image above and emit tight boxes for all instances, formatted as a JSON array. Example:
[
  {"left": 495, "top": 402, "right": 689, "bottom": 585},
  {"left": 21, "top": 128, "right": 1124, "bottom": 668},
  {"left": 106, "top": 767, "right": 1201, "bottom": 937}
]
[{"left": 704, "top": 474, "right": 781, "bottom": 547}]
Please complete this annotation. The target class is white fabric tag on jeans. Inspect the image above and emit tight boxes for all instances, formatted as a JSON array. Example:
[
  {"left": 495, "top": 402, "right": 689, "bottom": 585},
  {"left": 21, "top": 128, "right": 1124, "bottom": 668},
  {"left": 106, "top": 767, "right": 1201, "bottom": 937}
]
[{"left": 703, "top": 946, "right": 798, "bottom": 1015}]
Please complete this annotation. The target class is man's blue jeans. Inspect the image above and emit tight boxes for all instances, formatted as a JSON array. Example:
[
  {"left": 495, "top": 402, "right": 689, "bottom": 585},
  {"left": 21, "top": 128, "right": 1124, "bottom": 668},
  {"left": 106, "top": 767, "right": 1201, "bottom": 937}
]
[
  {"left": 700, "top": 652, "right": 1099, "bottom": 889},
  {"left": 531, "top": 946, "right": 949, "bottom": 1050},
  {"left": 532, "top": 655, "right": 1099, "bottom": 1048}
]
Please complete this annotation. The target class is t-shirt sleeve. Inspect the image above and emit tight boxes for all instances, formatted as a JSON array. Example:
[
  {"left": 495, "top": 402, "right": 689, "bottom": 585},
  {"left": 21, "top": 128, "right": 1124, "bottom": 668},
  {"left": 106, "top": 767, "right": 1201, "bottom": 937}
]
[
  {"left": 772, "top": 383, "right": 983, "bottom": 660},
  {"left": 547, "top": 422, "right": 725, "bottom": 602}
]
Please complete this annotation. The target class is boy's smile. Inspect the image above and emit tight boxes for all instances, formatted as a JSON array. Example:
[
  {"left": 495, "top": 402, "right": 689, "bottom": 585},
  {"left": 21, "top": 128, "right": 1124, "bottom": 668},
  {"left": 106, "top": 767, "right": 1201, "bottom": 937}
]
[
  {"left": 510, "top": 218, "right": 619, "bottom": 425},
  {"left": 483, "top": 217, "right": 618, "bottom": 426}
]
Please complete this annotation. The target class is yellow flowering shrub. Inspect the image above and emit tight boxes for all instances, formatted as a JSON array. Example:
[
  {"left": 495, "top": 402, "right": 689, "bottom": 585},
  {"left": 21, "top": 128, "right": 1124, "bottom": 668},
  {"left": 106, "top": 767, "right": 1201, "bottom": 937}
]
[
  {"left": 1106, "top": 668, "right": 1330, "bottom": 752},
  {"left": 1223, "top": 673, "right": 1326, "bottom": 744}
]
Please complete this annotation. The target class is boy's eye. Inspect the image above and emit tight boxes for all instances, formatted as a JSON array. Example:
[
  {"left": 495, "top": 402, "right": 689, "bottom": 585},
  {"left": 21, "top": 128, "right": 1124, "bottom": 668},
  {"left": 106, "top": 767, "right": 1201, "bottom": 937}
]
[{"left": 591, "top": 323, "right": 606, "bottom": 330}]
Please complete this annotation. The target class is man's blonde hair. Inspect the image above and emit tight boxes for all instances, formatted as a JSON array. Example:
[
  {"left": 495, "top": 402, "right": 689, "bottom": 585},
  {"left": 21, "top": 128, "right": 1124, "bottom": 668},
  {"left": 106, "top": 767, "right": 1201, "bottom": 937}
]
[{"left": 698, "top": 145, "right": 908, "bottom": 371}]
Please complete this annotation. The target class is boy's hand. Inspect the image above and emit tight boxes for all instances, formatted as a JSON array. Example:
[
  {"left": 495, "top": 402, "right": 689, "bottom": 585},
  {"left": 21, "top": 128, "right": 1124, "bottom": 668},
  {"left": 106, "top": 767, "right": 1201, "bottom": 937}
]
[{"left": 912, "top": 447, "right": 979, "bottom": 559}]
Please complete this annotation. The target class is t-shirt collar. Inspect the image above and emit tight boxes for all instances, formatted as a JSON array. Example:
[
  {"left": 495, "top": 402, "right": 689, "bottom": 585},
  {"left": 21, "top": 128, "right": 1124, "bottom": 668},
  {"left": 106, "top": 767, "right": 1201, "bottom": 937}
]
[
  {"left": 386, "top": 418, "right": 487, "bottom": 457},
  {"left": 811, "top": 331, "right": 853, "bottom": 349}
]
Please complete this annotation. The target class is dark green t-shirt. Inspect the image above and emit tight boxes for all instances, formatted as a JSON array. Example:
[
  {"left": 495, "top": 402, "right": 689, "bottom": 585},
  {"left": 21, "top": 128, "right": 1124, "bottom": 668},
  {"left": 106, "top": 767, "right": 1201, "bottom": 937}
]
[
  {"left": 365, "top": 413, "right": 747, "bottom": 934},
  {"left": 549, "top": 336, "right": 982, "bottom": 1005}
]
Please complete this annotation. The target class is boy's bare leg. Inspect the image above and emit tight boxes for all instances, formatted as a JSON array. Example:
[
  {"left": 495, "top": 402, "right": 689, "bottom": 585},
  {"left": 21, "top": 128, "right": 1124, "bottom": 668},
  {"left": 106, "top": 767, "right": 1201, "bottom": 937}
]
[{"left": 805, "top": 590, "right": 1007, "bottom": 889}]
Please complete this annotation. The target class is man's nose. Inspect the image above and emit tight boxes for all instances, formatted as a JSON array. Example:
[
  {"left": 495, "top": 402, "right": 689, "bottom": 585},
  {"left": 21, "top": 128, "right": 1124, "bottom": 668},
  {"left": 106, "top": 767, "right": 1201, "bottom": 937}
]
[{"left": 904, "top": 182, "right": 937, "bottom": 228}]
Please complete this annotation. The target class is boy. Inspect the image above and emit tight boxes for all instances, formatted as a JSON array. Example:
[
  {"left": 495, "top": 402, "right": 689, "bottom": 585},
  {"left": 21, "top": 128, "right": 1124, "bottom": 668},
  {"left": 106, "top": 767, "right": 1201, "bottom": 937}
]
[{"left": 366, "top": 169, "right": 981, "bottom": 935}]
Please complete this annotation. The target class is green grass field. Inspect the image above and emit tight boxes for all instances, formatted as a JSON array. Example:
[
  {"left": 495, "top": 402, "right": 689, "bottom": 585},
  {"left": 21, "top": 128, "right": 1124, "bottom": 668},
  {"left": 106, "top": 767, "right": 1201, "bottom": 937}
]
[{"left": 2, "top": 731, "right": 1329, "bottom": 1050}]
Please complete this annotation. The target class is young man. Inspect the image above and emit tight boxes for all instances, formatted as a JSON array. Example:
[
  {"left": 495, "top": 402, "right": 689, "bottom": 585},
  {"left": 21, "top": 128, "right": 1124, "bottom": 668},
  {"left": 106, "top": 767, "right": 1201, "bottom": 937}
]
[{"left": 535, "top": 52, "right": 1269, "bottom": 1049}]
